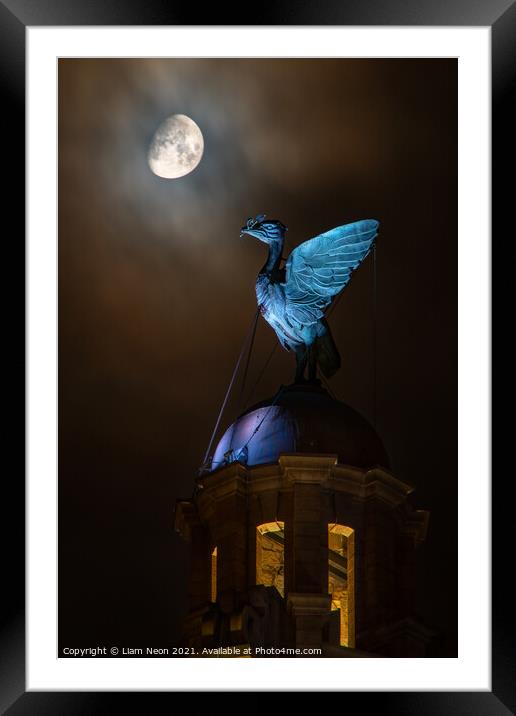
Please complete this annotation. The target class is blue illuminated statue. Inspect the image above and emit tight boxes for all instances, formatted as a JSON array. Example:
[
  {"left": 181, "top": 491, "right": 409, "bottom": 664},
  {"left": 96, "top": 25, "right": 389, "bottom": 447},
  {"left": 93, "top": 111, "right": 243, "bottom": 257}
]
[{"left": 241, "top": 214, "right": 379, "bottom": 382}]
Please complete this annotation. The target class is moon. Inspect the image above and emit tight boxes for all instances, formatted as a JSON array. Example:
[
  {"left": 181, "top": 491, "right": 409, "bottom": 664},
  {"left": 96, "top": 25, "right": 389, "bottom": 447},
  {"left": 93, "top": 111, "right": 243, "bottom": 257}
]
[{"left": 148, "top": 114, "right": 204, "bottom": 179}]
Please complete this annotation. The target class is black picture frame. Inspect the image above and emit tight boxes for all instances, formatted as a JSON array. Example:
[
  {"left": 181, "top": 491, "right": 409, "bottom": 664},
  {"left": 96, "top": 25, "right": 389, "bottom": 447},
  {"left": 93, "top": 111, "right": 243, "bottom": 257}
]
[{"left": 4, "top": 0, "right": 511, "bottom": 710}]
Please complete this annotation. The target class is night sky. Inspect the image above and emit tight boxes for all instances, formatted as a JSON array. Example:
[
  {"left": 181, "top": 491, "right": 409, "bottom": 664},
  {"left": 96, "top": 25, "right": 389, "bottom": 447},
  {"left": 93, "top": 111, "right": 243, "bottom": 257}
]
[{"left": 58, "top": 58, "right": 457, "bottom": 656}]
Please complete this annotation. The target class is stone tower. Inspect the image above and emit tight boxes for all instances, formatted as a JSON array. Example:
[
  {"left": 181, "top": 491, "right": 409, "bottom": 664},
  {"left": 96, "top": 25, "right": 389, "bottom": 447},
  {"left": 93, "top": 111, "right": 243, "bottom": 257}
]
[{"left": 174, "top": 383, "right": 431, "bottom": 657}]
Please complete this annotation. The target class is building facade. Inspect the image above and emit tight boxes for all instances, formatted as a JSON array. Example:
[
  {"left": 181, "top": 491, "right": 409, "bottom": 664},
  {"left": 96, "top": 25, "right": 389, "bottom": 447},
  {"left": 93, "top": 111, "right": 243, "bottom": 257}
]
[{"left": 175, "top": 383, "right": 430, "bottom": 656}]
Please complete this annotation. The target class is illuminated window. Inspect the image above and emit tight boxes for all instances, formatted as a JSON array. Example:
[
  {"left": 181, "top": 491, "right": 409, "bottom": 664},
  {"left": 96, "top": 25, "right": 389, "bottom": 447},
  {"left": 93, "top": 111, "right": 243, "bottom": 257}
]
[
  {"left": 256, "top": 522, "right": 285, "bottom": 597},
  {"left": 211, "top": 547, "right": 217, "bottom": 603},
  {"left": 328, "top": 524, "right": 355, "bottom": 648}
]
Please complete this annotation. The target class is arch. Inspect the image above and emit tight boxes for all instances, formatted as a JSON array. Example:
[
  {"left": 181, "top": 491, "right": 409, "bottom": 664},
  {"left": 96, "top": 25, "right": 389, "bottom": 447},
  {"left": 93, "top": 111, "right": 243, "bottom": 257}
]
[
  {"left": 328, "top": 523, "right": 355, "bottom": 647},
  {"left": 256, "top": 521, "right": 285, "bottom": 597}
]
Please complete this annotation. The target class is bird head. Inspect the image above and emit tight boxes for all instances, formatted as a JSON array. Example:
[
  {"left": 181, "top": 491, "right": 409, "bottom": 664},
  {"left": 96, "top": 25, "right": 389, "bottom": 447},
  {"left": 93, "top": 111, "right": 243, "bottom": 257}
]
[{"left": 240, "top": 214, "right": 287, "bottom": 244}]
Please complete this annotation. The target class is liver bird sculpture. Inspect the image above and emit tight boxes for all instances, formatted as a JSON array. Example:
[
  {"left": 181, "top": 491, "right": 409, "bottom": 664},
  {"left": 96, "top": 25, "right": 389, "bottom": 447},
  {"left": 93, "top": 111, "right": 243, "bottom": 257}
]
[{"left": 240, "top": 214, "right": 379, "bottom": 383}]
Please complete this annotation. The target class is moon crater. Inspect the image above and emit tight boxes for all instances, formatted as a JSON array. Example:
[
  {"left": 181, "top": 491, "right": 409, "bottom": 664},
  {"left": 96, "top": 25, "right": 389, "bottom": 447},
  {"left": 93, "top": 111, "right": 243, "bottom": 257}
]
[{"left": 148, "top": 114, "right": 204, "bottom": 179}]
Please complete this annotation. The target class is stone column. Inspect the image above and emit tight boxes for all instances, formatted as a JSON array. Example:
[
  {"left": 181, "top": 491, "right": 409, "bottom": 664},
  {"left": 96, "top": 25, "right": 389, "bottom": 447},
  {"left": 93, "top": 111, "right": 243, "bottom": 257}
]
[
  {"left": 287, "top": 593, "right": 332, "bottom": 650},
  {"left": 290, "top": 482, "right": 327, "bottom": 592},
  {"left": 281, "top": 455, "right": 335, "bottom": 649},
  {"left": 212, "top": 490, "right": 248, "bottom": 612},
  {"left": 189, "top": 522, "right": 213, "bottom": 609}
]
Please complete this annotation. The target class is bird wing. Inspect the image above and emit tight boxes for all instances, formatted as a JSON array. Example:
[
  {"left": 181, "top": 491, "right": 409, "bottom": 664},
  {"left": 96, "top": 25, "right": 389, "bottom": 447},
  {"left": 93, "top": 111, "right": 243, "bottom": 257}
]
[{"left": 284, "top": 219, "right": 379, "bottom": 326}]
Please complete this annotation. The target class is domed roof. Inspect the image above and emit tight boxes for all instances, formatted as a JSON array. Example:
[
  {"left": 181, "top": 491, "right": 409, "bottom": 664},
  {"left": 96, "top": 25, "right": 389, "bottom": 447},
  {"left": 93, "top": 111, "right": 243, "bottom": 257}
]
[{"left": 210, "top": 382, "right": 389, "bottom": 472}]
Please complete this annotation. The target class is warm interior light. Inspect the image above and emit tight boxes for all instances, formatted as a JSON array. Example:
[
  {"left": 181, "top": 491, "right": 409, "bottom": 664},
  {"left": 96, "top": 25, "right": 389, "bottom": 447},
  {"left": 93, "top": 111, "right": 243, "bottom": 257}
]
[
  {"left": 328, "top": 524, "right": 355, "bottom": 648},
  {"left": 211, "top": 546, "right": 218, "bottom": 603},
  {"left": 256, "top": 521, "right": 285, "bottom": 597}
]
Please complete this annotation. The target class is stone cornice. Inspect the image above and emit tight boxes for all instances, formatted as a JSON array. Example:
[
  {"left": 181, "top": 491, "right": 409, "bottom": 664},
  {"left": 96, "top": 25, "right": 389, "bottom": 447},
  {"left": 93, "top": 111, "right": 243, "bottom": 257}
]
[
  {"left": 279, "top": 453, "right": 338, "bottom": 475},
  {"left": 287, "top": 592, "right": 332, "bottom": 616},
  {"left": 196, "top": 454, "right": 419, "bottom": 512}
]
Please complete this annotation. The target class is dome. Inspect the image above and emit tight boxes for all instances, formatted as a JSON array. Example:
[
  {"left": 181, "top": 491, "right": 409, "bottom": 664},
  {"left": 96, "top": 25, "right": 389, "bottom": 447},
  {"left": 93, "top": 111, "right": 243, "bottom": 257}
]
[{"left": 210, "top": 382, "right": 389, "bottom": 472}]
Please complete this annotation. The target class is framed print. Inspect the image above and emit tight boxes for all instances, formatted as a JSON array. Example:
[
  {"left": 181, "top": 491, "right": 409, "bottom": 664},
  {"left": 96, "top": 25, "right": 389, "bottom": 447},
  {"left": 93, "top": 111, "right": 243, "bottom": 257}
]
[{"left": 3, "top": 0, "right": 512, "bottom": 708}]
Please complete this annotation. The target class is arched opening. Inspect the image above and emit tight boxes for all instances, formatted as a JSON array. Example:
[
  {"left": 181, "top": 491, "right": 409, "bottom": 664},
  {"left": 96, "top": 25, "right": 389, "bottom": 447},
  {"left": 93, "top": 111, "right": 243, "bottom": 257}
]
[
  {"left": 256, "top": 521, "right": 285, "bottom": 597},
  {"left": 328, "top": 524, "right": 355, "bottom": 648},
  {"left": 211, "top": 546, "right": 218, "bottom": 603}
]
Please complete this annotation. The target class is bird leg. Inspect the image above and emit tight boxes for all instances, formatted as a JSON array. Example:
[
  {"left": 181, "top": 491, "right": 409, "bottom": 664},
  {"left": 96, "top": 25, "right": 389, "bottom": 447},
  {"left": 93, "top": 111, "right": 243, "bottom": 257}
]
[
  {"left": 308, "top": 344, "right": 318, "bottom": 382},
  {"left": 294, "top": 346, "right": 308, "bottom": 384}
]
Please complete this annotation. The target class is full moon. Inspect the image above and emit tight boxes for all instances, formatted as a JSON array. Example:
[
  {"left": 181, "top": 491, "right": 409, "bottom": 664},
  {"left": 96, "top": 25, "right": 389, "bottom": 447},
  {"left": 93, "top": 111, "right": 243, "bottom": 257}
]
[{"left": 148, "top": 114, "right": 204, "bottom": 179}]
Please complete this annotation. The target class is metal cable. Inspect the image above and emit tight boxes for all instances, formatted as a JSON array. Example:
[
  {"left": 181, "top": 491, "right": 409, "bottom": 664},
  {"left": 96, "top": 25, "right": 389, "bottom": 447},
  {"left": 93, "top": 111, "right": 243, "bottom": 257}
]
[
  {"left": 239, "top": 383, "right": 288, "bottom": 454},
  {"left": 319, "top": 371, "right": 338, "bottom": 400},
  {"left": 199, "top": 308, "right": 260, "bottom": 472},
  {"left": 243, "top": 340, "right": 279, "bottom": 409},
  {"left": 239, "top": 308, "right": 260, "bottom": 411}
]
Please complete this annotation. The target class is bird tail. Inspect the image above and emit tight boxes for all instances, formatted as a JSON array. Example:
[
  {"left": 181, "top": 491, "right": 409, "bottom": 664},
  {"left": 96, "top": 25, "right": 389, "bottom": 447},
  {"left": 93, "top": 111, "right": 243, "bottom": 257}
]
[{"left": 316, "top": 321, "right": 341, "bottom": 378}]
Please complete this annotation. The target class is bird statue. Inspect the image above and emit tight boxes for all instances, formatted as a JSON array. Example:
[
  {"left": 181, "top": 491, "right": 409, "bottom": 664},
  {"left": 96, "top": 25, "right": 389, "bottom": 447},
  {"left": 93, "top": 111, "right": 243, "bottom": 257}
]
[{"left": 240, "top": 214, "right": 379, "bottom": 383}]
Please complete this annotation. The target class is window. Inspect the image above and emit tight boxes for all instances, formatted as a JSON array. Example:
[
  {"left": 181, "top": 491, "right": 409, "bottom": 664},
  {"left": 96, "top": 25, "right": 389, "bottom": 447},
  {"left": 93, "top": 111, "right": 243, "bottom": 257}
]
[
  {"left": 211, "top": 546, "right": 217, "bottom": 603},
  {"left": 328, "top": 524, "right": 355, "bottom": 647},
  {"left": 256, "top": 521, "right": 285, "bottom": 597}
]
